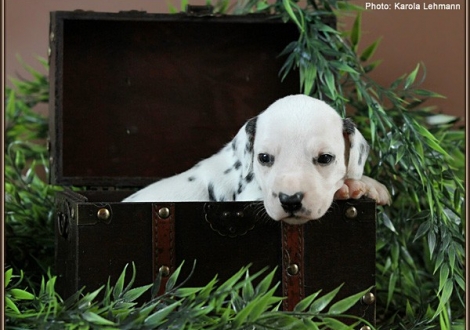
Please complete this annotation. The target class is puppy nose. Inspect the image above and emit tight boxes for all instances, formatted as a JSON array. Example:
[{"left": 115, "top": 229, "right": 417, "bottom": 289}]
[{"left": 279, "top": 192, "right": 304, "bottom": 213}]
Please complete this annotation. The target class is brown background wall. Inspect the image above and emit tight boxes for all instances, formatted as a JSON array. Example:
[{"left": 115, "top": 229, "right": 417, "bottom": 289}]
[{"left": 5, "top": 0, "right": 466, "bottom": 121}]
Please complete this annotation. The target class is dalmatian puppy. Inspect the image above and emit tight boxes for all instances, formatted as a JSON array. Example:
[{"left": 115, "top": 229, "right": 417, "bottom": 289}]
[{"left": 123, "top": 94, "right": 390, "bottom": 224}]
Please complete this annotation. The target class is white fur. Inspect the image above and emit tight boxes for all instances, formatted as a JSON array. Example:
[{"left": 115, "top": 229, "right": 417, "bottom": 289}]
[{"left": 123, "top": 95, "right": 390, "bottom": 224}]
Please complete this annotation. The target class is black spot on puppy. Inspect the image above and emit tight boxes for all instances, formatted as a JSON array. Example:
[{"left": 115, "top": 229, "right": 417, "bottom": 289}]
[
  {"left": 224, "top": 168, "right": 232, "bottom": 174},
  {"left": 358, "top": 143, "right": 369, "bottom": 165},
  {"left": 244, "top": 117, "right": 257, "bottom": 153},
  {"left": 237, "top": 181, "right": 244, "bottom": 194},
  {"left": 208, "top": 183, "right": 216, "bottom": 201},
  {"left": 343, "top": 118, "right": 356, "bottom": 135},
  {"left": 188, "top": 176, "right": 196, "bottom": 182},
  {"left": 245, "top": 117, "right": 257, "bottom": 137},
  {"left": 245, "top": 172, "right": 254, "bottom": 183},
  {"left": 233, "top": 160, "right": 242, "bottom": 170},
  {"left": 231, "top": 138, "right": 237, "bottom": 151}
]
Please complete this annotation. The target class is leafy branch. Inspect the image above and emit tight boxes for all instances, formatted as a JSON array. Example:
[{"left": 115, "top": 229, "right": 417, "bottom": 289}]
[
  {"left": 6, "top": 263, "right": 374, "bottom": 329},
  {"left": 229, "top": 0, "right": 465, "bottom": 327}
]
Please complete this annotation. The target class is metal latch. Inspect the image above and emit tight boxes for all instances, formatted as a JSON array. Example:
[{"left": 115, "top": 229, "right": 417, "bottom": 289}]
[{"left": 203, "top": 202, "right": 261, "bottom": 237}]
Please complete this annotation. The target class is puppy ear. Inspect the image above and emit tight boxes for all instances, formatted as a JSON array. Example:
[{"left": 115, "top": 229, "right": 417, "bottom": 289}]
[
  {"left": 233, "top": 116, "right": 257, "bottom": 178},
  {"left": 343, "top": 118, "right": 369, "bottom": 180}
]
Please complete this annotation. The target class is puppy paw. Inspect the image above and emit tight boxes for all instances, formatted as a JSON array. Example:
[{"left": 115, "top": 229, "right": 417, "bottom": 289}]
[{"left": 334, "top": 176, "right": 391, "bottom": 205}]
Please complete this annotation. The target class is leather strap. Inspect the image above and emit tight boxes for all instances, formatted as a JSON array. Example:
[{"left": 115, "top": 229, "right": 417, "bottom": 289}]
[
  {"left": 152, "top": 204, "right": 176, "bottom": 296},
  {"left": 281, "top": 222, "right": 305, "bottom": 311}
]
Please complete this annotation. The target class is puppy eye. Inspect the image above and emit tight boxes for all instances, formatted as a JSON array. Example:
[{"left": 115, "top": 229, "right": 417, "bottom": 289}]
[
  {"left": 314, "top": 154, "right": 335, "bottom": 166},
  {"left": 258, "top": 153, "right": 275, "bottom": 167}
]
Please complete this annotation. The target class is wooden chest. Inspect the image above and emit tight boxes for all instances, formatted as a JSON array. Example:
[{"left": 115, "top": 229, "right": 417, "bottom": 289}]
[{"left": 49, "top": 9, "right": 376, "bottom": 325}]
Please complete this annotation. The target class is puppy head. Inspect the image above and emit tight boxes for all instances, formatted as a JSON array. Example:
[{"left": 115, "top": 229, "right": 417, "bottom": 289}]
[{"left": 249, "top": 94, "right": 368, "bottom": 224}]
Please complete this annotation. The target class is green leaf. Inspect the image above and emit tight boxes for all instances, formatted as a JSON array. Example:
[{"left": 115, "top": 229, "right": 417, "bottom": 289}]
[
  {"left": 302, "top": 318, "right": 320, "bottom": 330},
  {"left": 166, "top": 0, "right": 178, "bottom": 13},
  {"left": 242, "top": 270, "right": 255, "bottom": 301},
  {"left": 316, "top": 23, "right": 340, "bottom": 35},
  {"left": 82, "top": 311, "right": 116, "bottom": 326},
  {"left": 428, "top": 230, "right": 437, "bottom": 259},
  {"left": 256, "top": 1, "right": 270, "bottom": 11},
  {"left": 175, "top": 287, "right": 202, "bottom": 298},
  {"left": 387, "top": 270, "right": 398, "bottom": 308},
  {"left": 5, "top": 269, "right": 13, "bottom": 287},
  {"left": 247, "top": 286, "right": 281, "bottom": 321},
  {"left": 455, "top": 274, "right": 465, "bottom": 292},
  {"left": 391, "top": 242, "right": 400, "bottom": 268},
  {"left": 122, "top": 284, "right": 153, "bottom": 302},
  {"left": 432, "top": 279, "right": 453, "bottom": 320},
  {"left": 382, "top": 212, "right": 397, "bottom": 234},
  {"left": 363, "top": 59, "right": 382, "bottom": 72},
  {"left": 232, "top": 297, "right": 260, "bottom": 327},
  {"left": 122, "top": 262, "right": 138, "bottom": 294},
  {"left": 14, "top": 150, "right": 25, "bottom": 170},
  {"left": 144, "top": 301, "right": 181, "bottom": 327},
  {"left": 390, "top": 74, "right": 405, "bottom": 89},
  {"left": 350, "top": 12, "right": 362, "bottom": 50},
  {"left": 180, "top": 0, "right": 189, "bottom": 11},
  {"left": 309, "top": 284, "right": 343, "bottom": 314},
  {"left": 254, "top": 268, "right": 276, "bottom": 296},
  {"left": 323, "top": 70, "right": 336, "bottom": 99},
  {"left": 433, "top": 252, "right": 445, "bottom": 274},
  {"left": 438, "top": 264, "right": 450, "bottom": 294},
  {"left": 328, "top": 286, "right": 374, "bottom": 315},
  {"left": 404, "top": 63, "right": 421, "bottom": 89},
  {"left": 10, "top": 288, "right": 35, "bottom": 300},
  {"left": 415, "top": 124, "right": 450, "bottom": 157},
  {"left": 447, "top": 244, "right": 456, "bottom": 272},
  {"left": 301, "top": 65, "right": 317, "bottom": 95},
  {"left": 5, "top": 296, "right": 21, "bottom": 314},
  {"left": 283, "top": 0, "right": 304, "bottom": 32},
  {"left": 79, "top": 287, "right": 103, "bottom": 309},
  {"left": 113, "top": 263, "right": 129, "bottom": 299},
  {"left": 414, "top": 220, "right": 431, "bottom": 241},
  {"left": 165, "top": 261, "right": 184, "bottom": 292},
  {"left": 413, "top": 89, "right": 446, "bottom": 98},
  {"left": 198, "top": 275, "right": 218, "bottom": 300},
  {"left": 331, "top": 61, "right": 359, "bottom": 75},
  {"left": 218, "top": 266, "right": 249, "bottom": 294},
  {"left": 405, "top": 299, "right": 416, "bottom": 319},
  {"left": 322, "top": 317, "right": 355, "bottom": 329},
  {"left": 294, "top": 289, "right": 322, "bottom": 312},
  {"left": 360, "top": 37, "right": 382, "bottom": 62},
  {"left": 400, "top": 246, "right": 416, "bottom": 268}
]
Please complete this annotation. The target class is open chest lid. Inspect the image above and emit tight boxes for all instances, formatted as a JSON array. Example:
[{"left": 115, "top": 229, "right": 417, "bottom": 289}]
[{"left": 48, "top": 10, "right": 301, "bottom": 188}]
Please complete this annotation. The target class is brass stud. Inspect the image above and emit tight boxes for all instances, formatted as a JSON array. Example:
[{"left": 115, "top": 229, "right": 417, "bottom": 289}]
[
  {"left": 236, "top": 211, "right": 244, "bottom": 218},
  {"left": 345, "top": 206, "right": 358, "bottom": 219},
  {"left": 158, "top": 207, "right": 170, "bottom": 219},
  {"left": 287, "top": 263, "right": 299, "bottom": 276},
  {"left": 50, "top": 32, "right": 55, "bottom": 42},
  {"left": 362, "top": 292, "right": 376, "bottom": 305},
  {"left": 360, "top": 326, "right": 371, "bottom": 330},
  {"left": 97, "top": 208, "right": 110, "bottom": 221},
  {"left": 159, "top": 265, "right": 170, "bottom": 277}
]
